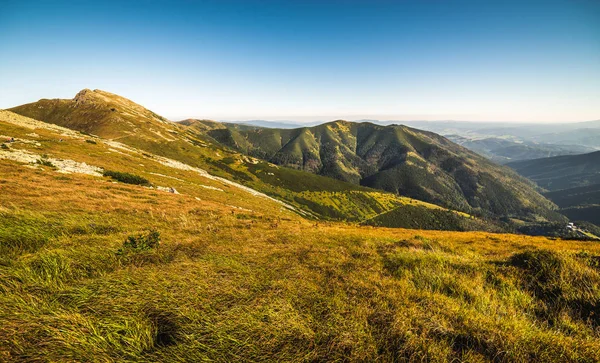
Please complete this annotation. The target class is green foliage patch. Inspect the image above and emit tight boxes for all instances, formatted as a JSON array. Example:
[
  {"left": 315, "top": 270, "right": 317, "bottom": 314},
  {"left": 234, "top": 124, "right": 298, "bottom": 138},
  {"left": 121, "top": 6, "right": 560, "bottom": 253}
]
[
  {"left": 120, "top": 229, "right": 161, "bottom": 252},
  {"left": 103, "top": 170, "right": 151, "bottom": 186}
]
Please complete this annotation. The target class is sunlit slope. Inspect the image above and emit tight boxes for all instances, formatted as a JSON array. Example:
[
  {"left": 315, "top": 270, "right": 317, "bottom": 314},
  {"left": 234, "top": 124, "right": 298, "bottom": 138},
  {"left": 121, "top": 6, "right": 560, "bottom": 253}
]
[
  {"left": 8, "top": 91, "right": 485, "bottom": 230},
  {"left": 1, "top": 118, "right": 599, "bottom": 360},
  {"left": 210, "top": 121, "right": 561, "bottom": 222}
]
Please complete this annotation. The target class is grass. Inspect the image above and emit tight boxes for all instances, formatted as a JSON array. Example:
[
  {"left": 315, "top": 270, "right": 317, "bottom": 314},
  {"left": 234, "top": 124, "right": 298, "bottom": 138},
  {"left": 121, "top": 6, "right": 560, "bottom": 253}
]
[
  {"left": 1, "top": 158, "right": 600, "bottom": 362},
  {"left": 103, "top": 170, "right": 151, "bottom": 186},
  {"left": 36, "top": 158, "right": 55, "bottom": 168},
  {"left": 2, "top": 110, "right": 600, "bottom": 361}
]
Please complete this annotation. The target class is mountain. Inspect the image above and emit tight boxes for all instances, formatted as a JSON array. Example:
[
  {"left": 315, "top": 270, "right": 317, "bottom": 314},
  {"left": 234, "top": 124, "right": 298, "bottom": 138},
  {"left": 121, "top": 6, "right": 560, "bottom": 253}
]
[
  {"left": 446, "top": 135, "right": 595, "bottom": 164},
  {"left": 9, "top": 89, "right": 179, "bottom": 140},
  {"left": 507, "top": 151, "right": 600, "bottom": 191},
  {"left": 2, "top": 98, "right": 600, "bottom": 361},
  {"left": 8, "top": 90, "right": 489, "bottom": 231},
  {"left": 206, "top": 121, "right": 562, "bottom": 222},
  {"left": 508, "top": 151, "right": 600, "bottom": 225}
]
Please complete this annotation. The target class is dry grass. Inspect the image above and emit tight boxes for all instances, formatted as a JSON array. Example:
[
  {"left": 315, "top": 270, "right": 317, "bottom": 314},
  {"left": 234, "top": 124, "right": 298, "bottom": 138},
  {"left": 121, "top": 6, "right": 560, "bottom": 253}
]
[
  {"left": 1, "top": 115, "right": 600, "bottom": 362},
  {"left": 1, "top": 159, "right": 600, "bottom": 362}
]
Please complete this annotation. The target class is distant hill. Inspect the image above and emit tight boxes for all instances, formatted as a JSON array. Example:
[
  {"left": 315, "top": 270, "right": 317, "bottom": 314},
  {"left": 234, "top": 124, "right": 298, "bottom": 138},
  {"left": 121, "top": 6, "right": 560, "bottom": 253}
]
[
  {"left": 206, "top": 121, "right": 561, "bottom": 222},
  {"left": 446, "top": 136, "right": 595, "bottom": 164},
  {"left": 508, "top": 151, "right": 600, "bottom": 226},
  {"left": 507, "top": 151, "right": 600, "bottom": 191}
]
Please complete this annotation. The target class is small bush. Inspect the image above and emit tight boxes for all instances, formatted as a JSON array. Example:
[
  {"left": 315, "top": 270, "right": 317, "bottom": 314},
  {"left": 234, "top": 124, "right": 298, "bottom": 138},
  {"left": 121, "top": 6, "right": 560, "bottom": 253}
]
[
  {"left": 36, "top": 158, "right": 55, "bottom": 168},
  {"left": 103, "top": 170, "right": 150, "bottom": 186},
  {"left": 121, "top": 229, "right": 161, "bottom": 252},
  {"left": 1, "top": 144, "right": 9, "bottom": 150},
  {"left": 85, "top": 139, "right": 97, "bottom": 145}
]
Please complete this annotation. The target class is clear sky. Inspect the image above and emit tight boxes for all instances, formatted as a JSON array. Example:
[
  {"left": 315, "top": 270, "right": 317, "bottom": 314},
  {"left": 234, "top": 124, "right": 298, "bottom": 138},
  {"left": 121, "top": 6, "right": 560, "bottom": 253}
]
[{"left": 1, "top": 0, "right": 599, "bottom": 122}]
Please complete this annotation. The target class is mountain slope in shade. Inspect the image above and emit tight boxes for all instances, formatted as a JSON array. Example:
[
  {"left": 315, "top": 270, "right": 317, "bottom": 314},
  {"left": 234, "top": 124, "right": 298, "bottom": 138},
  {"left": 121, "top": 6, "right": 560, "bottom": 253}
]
[
  {"left": 207, "top": 121, "right": 561, "bottom": 222},
  {"left": 508, "top": 151, "right": 600, "bottom": 191},
  {"left": 508, "top": 151, "right": 600, "bottom": 226},
  {"left": 447, "top": 135, "right": 595, "bottom": 164}
]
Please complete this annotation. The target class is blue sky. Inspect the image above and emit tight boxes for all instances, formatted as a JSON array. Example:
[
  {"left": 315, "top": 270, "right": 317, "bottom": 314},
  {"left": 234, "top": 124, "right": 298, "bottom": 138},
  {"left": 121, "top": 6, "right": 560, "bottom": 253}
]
[{"left": 1, "top": 0, "right": 599, "bottom": 122}]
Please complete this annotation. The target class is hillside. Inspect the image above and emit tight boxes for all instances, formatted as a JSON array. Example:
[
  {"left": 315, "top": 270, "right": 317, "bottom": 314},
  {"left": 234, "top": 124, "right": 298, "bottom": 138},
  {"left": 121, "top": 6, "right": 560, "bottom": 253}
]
[
  {"left": 7, "top": 91, "right": 485, "bottom": 231},
  {"left": 206, "top": 121, "right": 561, "bottom": 222},
  {"left": 508, "top": 151, "right": 600, "bottom": 191},
  {"left": 1, "top": 107, "right": 600, "bottom": 361},
  {"left": 508, "top": 152, "right": 600, "bottom": 226},
  {"left": 447, "top": 135, "right": 594, "bottom": 164}
]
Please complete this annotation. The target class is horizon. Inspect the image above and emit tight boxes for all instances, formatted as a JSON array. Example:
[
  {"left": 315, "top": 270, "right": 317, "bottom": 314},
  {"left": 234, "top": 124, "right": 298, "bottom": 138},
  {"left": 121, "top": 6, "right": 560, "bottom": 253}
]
[{"left": 2, "top": 0, "right": 599, "bottom": 123}]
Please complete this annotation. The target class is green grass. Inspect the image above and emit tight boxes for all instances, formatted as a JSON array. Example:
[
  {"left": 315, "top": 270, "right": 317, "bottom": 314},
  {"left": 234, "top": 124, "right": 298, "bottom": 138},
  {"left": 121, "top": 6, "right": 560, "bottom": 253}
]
[
  {"left": 103, "top": 170, "right": 151, "bottom": 186},
  {"left": 36, "top": 158, "right": 55, "bottom": 168}
]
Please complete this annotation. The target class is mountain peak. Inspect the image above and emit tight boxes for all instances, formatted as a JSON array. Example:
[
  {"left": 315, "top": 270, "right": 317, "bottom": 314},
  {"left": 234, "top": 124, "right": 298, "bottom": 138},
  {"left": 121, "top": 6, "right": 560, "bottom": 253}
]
[{"left": 10, "top": 89, "right": 174, "bottom": 139}]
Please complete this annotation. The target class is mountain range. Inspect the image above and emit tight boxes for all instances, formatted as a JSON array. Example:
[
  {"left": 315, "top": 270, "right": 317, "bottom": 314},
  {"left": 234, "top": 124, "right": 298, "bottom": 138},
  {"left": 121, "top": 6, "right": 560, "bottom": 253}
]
[
  {"left": 231, "top": 119, "right": 600, "bottom": 163},
  {"left": 7, "top": 89, "right": 497, "bottom": 231},
  {"left": 204, "top": 121, "right": 560, "bottom": 222},
  {"left": 3, "top": 89, "right": 600, "bottom": 361},
  {"left": 10, "top": 89, "right": 592, "bottom": 231}
]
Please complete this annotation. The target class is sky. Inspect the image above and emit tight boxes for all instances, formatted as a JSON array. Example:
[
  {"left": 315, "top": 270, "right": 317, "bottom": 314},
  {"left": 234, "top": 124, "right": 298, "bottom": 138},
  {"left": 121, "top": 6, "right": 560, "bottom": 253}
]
[{"left": 1, "top": 0, "right": 599, "bottom": 123}]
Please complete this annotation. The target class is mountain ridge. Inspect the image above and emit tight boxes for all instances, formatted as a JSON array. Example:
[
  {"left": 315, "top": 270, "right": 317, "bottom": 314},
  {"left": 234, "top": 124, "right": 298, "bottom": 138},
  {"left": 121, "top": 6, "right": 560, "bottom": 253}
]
[
  {"left": 206, "top": 120, "right": 561, "bottom": 222},
  {"left": 8, "top": 89, "right": 500, "bottom": 231}
]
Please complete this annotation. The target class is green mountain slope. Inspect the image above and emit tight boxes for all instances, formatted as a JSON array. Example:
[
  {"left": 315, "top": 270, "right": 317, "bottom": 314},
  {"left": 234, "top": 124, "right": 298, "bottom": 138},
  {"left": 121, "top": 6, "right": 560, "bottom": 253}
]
[
  {"left": 206, "top": 121, "right": 561, "bottom": 222},
  {"left": 7, "top": 91, "right": 482, "bottom": 231}
]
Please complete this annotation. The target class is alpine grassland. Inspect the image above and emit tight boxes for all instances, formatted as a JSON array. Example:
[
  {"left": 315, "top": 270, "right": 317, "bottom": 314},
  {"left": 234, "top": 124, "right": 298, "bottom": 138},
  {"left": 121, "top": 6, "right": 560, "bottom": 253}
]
[
  {"left": 0, "top": 110, "right": 599, "bottom": 362},
  {"left": 2, "top": 160, "right": 600, "bottom": 361},
  {"left": 2, "top": 99, "right": 600, "bottom": 362}
]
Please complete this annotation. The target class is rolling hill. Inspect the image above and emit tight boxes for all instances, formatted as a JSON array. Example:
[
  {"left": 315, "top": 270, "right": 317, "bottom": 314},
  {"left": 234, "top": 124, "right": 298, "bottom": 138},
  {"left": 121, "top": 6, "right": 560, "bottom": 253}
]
[
  {"left": 8, "top": 90, "right": 487, "bottom": 231},
  {"left": 508, "top": 152, "right": 600, "bottom": 225},
  {"left": 508, "top": 151, "right": 600, "bottom": 191},
  {"left": 1, "top": 99, "right": 600, "bottom": 361},
  {"left": 205, "top": 121, "right": 562, "bottom": 222},
  {"left": 446, "top": 135, "right": 594, "bottom": 164}
]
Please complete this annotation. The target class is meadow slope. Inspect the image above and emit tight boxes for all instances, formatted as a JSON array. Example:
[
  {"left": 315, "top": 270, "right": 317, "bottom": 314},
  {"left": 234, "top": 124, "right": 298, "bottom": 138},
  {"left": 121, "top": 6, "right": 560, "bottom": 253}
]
[{"left": 1, "top": 112, "right": 600, "bottom": 361}]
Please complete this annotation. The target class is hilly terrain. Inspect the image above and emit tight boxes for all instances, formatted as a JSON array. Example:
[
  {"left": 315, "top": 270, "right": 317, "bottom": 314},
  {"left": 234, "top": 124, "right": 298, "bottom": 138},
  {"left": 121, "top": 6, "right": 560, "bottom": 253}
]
[
  {"left": 446, "top": 135, "right": 594, "bottom": 164},
  {"left": 1, "top": 97, "right": 600, "bottom": 361},
  {"left": 205, "top": 121, "right": 562, "bottom": 223},
  {"left": 8, "top": 90, "right": 489, "bottom": 231},
  {"left": 509, "top": 152, "right": 600, "bottom": 225}
]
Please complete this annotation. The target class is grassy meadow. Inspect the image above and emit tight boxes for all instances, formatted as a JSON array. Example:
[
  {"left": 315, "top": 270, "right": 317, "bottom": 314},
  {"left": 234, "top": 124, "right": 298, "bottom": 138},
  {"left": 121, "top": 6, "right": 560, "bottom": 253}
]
[
  {"left": 2, "top": 159, "right": 600, "bottom": 361},
  {"left": 1, "top": 110, "right": 600, "bottom": 362}
]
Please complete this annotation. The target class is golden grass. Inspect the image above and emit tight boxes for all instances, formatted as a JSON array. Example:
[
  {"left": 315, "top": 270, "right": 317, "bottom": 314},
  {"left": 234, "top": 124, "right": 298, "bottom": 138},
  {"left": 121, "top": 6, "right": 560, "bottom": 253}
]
[
  {"left": 1, "top": 159, "right": 600, "bottom": 362},
  {"left": 1, "top": 116, "right": 600, "bottom": 362}
]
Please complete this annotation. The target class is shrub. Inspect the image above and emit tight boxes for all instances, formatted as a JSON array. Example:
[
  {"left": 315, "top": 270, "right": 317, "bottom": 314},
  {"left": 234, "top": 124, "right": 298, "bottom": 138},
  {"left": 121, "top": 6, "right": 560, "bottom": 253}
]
[
  {"left": 121, "top": 229, "right": 161, "bottom": 252},
  {"left": 85, "top": 139, "right": 97, "bottom": 145},
  {"left": 103, "top": 170, "right": 150, "bottom": 186},
  {"left": 1, "top": 143, "right": 9, "bottom": 150},
  {"left": 36, "top": 158, "right": 55, "bottom": 168}
]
